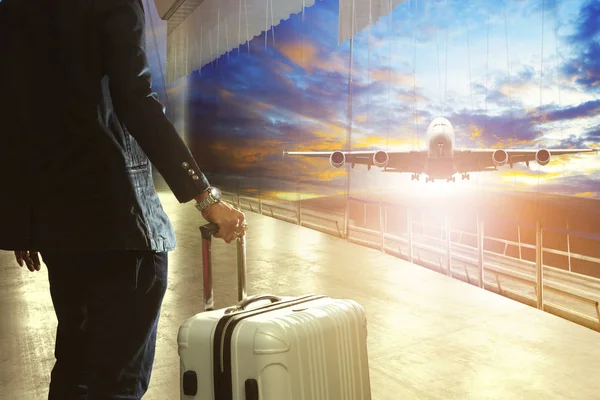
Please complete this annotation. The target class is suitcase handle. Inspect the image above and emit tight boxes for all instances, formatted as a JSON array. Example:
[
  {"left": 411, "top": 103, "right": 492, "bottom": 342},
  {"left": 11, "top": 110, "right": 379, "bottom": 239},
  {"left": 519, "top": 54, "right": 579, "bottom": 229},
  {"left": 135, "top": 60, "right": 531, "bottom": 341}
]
[
  {"left": 200, "top": 223, "right": 248, "bottom": 311},
  {"left": 200, "top": 223, "right": 219, "bottom": 240},
  {"left": 224, "top": 294, "right": 282, "bottom": 314}
]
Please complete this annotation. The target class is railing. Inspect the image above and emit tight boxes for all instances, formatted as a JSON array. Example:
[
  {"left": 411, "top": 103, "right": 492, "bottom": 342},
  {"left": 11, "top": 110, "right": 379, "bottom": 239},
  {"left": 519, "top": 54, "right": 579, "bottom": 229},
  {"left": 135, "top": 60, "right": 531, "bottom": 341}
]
[
  {"left": 221, "top": 189, "right": 600, "bottom": 332},
  {"left": 223, "top": 192, "right": 345, "bottom": 238}
]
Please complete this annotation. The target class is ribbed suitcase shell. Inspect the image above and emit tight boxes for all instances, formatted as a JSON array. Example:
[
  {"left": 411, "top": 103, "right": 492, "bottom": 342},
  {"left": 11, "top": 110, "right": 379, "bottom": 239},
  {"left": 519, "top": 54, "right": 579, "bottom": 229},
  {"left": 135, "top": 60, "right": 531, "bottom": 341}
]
[{"left": 178, "top": 296, "right": 371, "bottom": 400}]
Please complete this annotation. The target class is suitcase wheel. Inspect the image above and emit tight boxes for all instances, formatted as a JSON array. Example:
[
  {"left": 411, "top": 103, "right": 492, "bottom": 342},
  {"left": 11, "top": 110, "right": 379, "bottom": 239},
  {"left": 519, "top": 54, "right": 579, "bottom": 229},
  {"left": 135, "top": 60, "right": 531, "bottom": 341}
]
[
  {"left": 183, "top": 370, "right": 198, "bottom": 396},
  {"left": 245, "top": 379, "right": 259, "bottom": 400}
]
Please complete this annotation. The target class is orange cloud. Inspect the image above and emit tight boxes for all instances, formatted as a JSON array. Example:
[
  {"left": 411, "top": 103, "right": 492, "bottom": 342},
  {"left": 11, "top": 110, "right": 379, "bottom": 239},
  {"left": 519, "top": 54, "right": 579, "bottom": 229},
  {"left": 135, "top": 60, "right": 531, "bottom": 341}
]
[
  {"left": 277, "top": 39, "right": 349, "bottom": 77},
  {"left": 498, "top": 168, "right": 562, "bottom": 186},
  {"left": 277, "top": 41, "right": 319, "bottom": 70},
  {"left": 574, "top": 192, "right": 597, "bottom": 198},
  {"left": 207, "top": 137, "right": 348, "bottom": 184},
  {"left": 315, "top": 168, "right": 347, "bottom": 181},
  {"left": 499, "top": 81, "right": 536, "bottom": 98},
  {"left": 371, "top": 69, "right": 413, "bottom": 87},
  {"left": 263, "top": 191, "right": 328, "bottom": 201},
  {"left": 219, "top": 88, "right": 234, "bottom": 100},
  {"left": 353, "top": 135, "right": 413, "bottom": 149},
  {"left": 396, "top": 92, "right": 426, "bottom": 103},
  {"left": 209, "top": 139, "right": 282, "bottom": 169},
  {"left": 469, "top": 125, "right": 482, "bottom": 139},
  {"left": 489, "top": 135, "right": 534, "bottom": 149}
]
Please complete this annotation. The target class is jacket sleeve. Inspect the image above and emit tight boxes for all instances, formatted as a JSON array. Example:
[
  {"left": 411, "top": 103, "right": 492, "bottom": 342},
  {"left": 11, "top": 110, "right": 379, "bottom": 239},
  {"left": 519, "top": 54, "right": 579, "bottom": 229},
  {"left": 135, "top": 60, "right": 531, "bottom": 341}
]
[{"left": 97, "top": 0, "right": 209, "bottom": 203}]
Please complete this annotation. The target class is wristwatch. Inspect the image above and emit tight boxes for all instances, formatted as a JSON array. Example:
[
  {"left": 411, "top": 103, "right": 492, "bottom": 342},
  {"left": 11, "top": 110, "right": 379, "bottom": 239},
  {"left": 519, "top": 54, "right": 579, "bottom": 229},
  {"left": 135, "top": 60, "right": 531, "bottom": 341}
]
[{"left": 195, "top": 186, "right": 222, "bottom": 213}]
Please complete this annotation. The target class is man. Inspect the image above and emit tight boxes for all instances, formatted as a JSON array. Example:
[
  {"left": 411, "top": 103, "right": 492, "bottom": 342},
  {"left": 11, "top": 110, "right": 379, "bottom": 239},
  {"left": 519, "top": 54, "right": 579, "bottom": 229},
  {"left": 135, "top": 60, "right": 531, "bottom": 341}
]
[{"left": 0, "top": 0, "right": 244, "bottom": 398}]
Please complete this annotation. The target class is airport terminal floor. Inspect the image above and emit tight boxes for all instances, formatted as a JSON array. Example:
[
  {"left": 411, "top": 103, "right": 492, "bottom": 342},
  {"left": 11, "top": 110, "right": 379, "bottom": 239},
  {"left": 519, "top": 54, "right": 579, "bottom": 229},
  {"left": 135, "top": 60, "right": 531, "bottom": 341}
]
[{"left": 2, "top": 191, "right": 600, "bottom": 399}]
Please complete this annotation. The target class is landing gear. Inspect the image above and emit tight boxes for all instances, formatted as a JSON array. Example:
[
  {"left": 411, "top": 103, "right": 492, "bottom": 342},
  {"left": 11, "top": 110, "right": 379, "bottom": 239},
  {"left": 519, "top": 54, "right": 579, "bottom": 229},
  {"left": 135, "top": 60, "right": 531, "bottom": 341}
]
[
  {"left": 461, "top": 173, "right": 470, "bottom": 181},
  {"left": 411, "top": 173, "right": 420, "bottom": 181},
  {"left": 447, "top": 176, "right": 456, "bottom": 183}
]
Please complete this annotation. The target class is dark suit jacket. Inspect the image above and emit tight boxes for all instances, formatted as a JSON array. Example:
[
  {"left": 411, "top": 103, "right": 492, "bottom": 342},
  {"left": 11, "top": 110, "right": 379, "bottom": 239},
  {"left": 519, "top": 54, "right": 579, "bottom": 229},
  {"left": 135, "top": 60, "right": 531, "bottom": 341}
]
[{"left": 0, "top": 0, "right": 209, "bottom": 252}]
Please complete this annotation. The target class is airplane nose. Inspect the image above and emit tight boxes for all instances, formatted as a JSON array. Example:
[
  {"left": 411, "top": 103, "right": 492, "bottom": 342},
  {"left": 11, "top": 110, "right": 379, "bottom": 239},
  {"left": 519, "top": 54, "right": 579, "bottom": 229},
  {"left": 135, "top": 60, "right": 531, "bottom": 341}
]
[
  {"left": 429, "top": 134, "right": 452, "bottom": 158},
  {"left": 433, "top": 134, "right": 449, "bottom": 145}
]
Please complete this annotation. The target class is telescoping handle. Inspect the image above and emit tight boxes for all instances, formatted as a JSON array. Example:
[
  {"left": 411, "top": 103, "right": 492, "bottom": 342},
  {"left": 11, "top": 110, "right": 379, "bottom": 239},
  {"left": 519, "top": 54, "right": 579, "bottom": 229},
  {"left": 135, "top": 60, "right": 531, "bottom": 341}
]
[{"left": 200, "top": 223, "right": 248, "bottom": 311}]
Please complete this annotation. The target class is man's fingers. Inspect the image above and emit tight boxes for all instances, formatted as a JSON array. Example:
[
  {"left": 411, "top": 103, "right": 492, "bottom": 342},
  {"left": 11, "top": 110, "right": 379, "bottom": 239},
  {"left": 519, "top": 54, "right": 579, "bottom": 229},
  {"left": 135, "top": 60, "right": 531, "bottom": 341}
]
[
  {"left": 13, "top": 251, "right": 41, "bottom": 271},
  {"left": 14, "top": 251, "right": 24, "bottom": 267},
  {"left": 215, "top": 221, "right": 242, "bottom": 244},
  {"left": 24, "top": 253, "right": 34, "bottom": 271},
  {"left": 31, "top": 252, "right": 41, "bottom": 271},
  {"left": 237, "top": 211, "right": 246, "bottom": 227},
  {"left": 223, "top": 230, "right": 236, "bottom": 244},
  {"left": 215, "top": 229, "right": 234, "bottom": 244}
]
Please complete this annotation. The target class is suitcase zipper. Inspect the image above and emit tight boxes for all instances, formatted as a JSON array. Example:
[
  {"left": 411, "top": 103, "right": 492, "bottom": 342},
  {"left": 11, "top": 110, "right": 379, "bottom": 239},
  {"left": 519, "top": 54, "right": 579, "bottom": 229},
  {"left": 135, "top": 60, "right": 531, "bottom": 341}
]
[
  {"left": 213, "top": 295, "right": 328, "bottom": 400},
  {"left": 217, "top": 295, "right": 322, "bottom": 373}
]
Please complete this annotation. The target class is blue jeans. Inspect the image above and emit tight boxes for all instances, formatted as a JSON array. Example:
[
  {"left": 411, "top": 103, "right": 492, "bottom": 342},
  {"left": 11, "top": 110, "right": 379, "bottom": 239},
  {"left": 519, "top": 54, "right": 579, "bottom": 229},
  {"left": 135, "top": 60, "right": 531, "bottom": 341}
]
[{"left": 42, "top": 251, "right": 169, "bottom": 400}]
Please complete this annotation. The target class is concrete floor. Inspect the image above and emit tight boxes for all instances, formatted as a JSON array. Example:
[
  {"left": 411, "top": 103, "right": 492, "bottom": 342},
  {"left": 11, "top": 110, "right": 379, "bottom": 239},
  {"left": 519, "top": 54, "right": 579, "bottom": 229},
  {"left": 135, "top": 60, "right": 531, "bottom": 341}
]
[{"left": 1, "top": 191, "right": 600, "bottom": 399}]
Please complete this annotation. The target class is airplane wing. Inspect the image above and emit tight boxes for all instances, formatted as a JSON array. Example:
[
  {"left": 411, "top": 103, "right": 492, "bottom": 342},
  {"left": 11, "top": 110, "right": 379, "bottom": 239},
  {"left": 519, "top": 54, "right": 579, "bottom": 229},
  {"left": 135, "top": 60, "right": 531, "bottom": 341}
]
[
  {"left": 283, "top": 150, "right": 428, "bottom": 173},
  {"left": 454, "top": 148, "right": 596, "bottom": 173}
]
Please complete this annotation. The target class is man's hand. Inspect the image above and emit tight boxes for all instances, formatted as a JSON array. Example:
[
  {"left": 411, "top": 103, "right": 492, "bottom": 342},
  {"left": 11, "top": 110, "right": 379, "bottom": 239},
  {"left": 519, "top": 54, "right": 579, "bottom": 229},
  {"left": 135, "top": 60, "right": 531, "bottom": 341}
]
[
  {"left": 199, "top": 200, "right": 246, "bottom": 244},
  {"left": 14, "top": 250, "right": 41, "bottom": 272}
]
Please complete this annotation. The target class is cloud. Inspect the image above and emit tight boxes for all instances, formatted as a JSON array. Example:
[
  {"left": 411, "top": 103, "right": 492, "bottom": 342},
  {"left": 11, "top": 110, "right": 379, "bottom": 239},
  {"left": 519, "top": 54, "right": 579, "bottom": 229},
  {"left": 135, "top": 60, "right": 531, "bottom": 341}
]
[
  {"left": 542, "top": 99, "right": 600, "bottom": 122},
  {"left": 450, "top": 108, "right": 539, "bottom": 148},
  {"left": 561, "top": 0, "right": 600, "bottom": 92},
  {"left": 574, "top": 191, "right": 597, "bottom": 198}
]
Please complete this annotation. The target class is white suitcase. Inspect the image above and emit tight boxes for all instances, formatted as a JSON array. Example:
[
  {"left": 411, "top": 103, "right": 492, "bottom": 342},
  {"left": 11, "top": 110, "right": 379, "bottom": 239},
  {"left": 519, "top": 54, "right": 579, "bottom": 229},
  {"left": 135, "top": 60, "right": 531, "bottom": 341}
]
[{"left": 177, "top": 224, "right": 372, "bottom": 400}]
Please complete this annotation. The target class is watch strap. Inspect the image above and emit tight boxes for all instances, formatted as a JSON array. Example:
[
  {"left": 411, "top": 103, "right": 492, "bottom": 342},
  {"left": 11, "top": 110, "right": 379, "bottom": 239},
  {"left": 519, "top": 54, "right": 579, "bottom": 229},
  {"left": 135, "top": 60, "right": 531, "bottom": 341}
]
[{"left": 195, "top": 188, "right": 219, "bottom": 212}]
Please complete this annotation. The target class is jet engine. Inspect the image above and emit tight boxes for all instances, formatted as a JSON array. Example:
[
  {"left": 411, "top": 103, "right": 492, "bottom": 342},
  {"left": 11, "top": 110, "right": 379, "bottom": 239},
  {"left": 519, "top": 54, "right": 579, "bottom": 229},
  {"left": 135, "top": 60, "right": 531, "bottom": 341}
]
[
  {"left": 493, "top": 149, "right": 509, "bottom": 167},
  {"left": 536, "top": 149, "right": 551, "bottom": 166},
  {"left": 329, "top": 151, "right": 346, "bottom": 168},
  {"left": 373, "top": 151, "right": 389, "bottom": 168}
]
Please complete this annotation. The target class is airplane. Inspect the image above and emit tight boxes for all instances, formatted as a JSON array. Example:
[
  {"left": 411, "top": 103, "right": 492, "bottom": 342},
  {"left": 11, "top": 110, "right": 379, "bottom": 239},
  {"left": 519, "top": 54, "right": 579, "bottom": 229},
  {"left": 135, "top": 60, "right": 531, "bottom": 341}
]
[{"left": 283, "top": 117, "right": 596, "bottom": 182}]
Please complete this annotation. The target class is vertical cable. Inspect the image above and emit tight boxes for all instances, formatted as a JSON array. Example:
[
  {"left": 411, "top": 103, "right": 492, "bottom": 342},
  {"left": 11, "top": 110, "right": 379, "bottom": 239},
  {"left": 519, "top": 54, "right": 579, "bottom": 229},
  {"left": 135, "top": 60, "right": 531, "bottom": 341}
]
[
  {"left": 412, "top": 11, "right": 419, "bottom": 150},
  {"left": 296, "top": 0, "right": 307, "bottom": 206},
  {"left": 540, "top": 0, "right": 546, "bottom": 116},
  {"left": 443, "top": 0, "right": 448, "bottom": 118},
  {"left": 238, "top": 0, "right": 242, "bottom": 55},
  {"left": 537, "top": 0, "right": 546, "bottom": 202},
  {"left": 200, "top": 25, "right": 203, "bottom": 77},
  {"left": 245, "top": 0, "right": 250, "bottom": 53},
  {"left": 466, "top": 19, "right": 473, "bottom": 113},
  {"left": 443, "top": 28, "right": 448, "bottom": 118},
  {"left": 345, "top": 0, "right": 356, "bottom": 238},
  {"left": 270, "top": 0, "right": 275, "bottom": 45},
  {"left": 216, "top": 7, "right": 220, "bottom": 65},
  {"left": 367, "top": 0, "right": 372, "bottom": 132},
  {"left": 484, "top": 9, "right": 490, "bottom": 137},
  {"left": 225, "top": 7, "right": 229, "bottom": 60},
  {"left": 504, "top": 1, "right": 516, "bottom": 189},
  {"left": 553, "top": 0, "right": 561, "bottom": 115},
  {"left": 554, "top": 0, "right": 565, "bottom": 193},
  {"left": 264, "top": 0, "right": 268, "bottom": 49},
  {"left": 387, "top": 0, "right": 392, "bottom": 149},
  {"left": 209, "top": 28, "right": 213, "bottom": 67},
  {"left": 504, "top": 4, "right": 513, "bottom": 138},
  {"left": 436, "top": 28, "right": 442, "bottom": 117}
]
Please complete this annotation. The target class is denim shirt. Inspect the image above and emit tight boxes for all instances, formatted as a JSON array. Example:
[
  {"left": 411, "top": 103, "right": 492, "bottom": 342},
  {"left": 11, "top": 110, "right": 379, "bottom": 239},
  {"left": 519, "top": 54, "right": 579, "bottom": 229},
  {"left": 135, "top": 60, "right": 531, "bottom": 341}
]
[{"left": 0, "top": 0, "right": 209, "bottom": 252}]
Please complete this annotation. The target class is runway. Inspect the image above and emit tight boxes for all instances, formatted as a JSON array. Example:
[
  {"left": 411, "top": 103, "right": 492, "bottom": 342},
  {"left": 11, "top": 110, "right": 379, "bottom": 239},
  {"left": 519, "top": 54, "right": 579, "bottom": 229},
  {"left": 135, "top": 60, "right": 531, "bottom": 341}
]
[{"left": 1, "top": 191, "right": 600, "bottom": 399}]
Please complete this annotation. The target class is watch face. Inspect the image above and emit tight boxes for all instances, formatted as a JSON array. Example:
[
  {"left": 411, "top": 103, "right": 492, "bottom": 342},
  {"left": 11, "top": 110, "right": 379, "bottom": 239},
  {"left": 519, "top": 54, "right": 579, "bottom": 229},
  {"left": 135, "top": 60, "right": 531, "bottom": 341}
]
[{"left": 209, "top": 186, "right": 222, "bottom": 201}]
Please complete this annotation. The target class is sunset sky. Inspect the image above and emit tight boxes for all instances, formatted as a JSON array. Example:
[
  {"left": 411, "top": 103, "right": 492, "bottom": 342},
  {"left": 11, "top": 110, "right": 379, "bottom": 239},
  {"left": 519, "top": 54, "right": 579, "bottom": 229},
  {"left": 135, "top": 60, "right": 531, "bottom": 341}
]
[{"left": 146, "top": 0, "right": 600, "bottom": 199}]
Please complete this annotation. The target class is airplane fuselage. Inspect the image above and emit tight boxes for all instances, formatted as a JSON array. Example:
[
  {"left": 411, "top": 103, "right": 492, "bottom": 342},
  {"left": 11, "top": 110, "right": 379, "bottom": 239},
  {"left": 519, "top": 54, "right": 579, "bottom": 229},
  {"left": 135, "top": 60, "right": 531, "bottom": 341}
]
[{"left": 423, "top": 117, "right": 457, "bottom": 180}]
